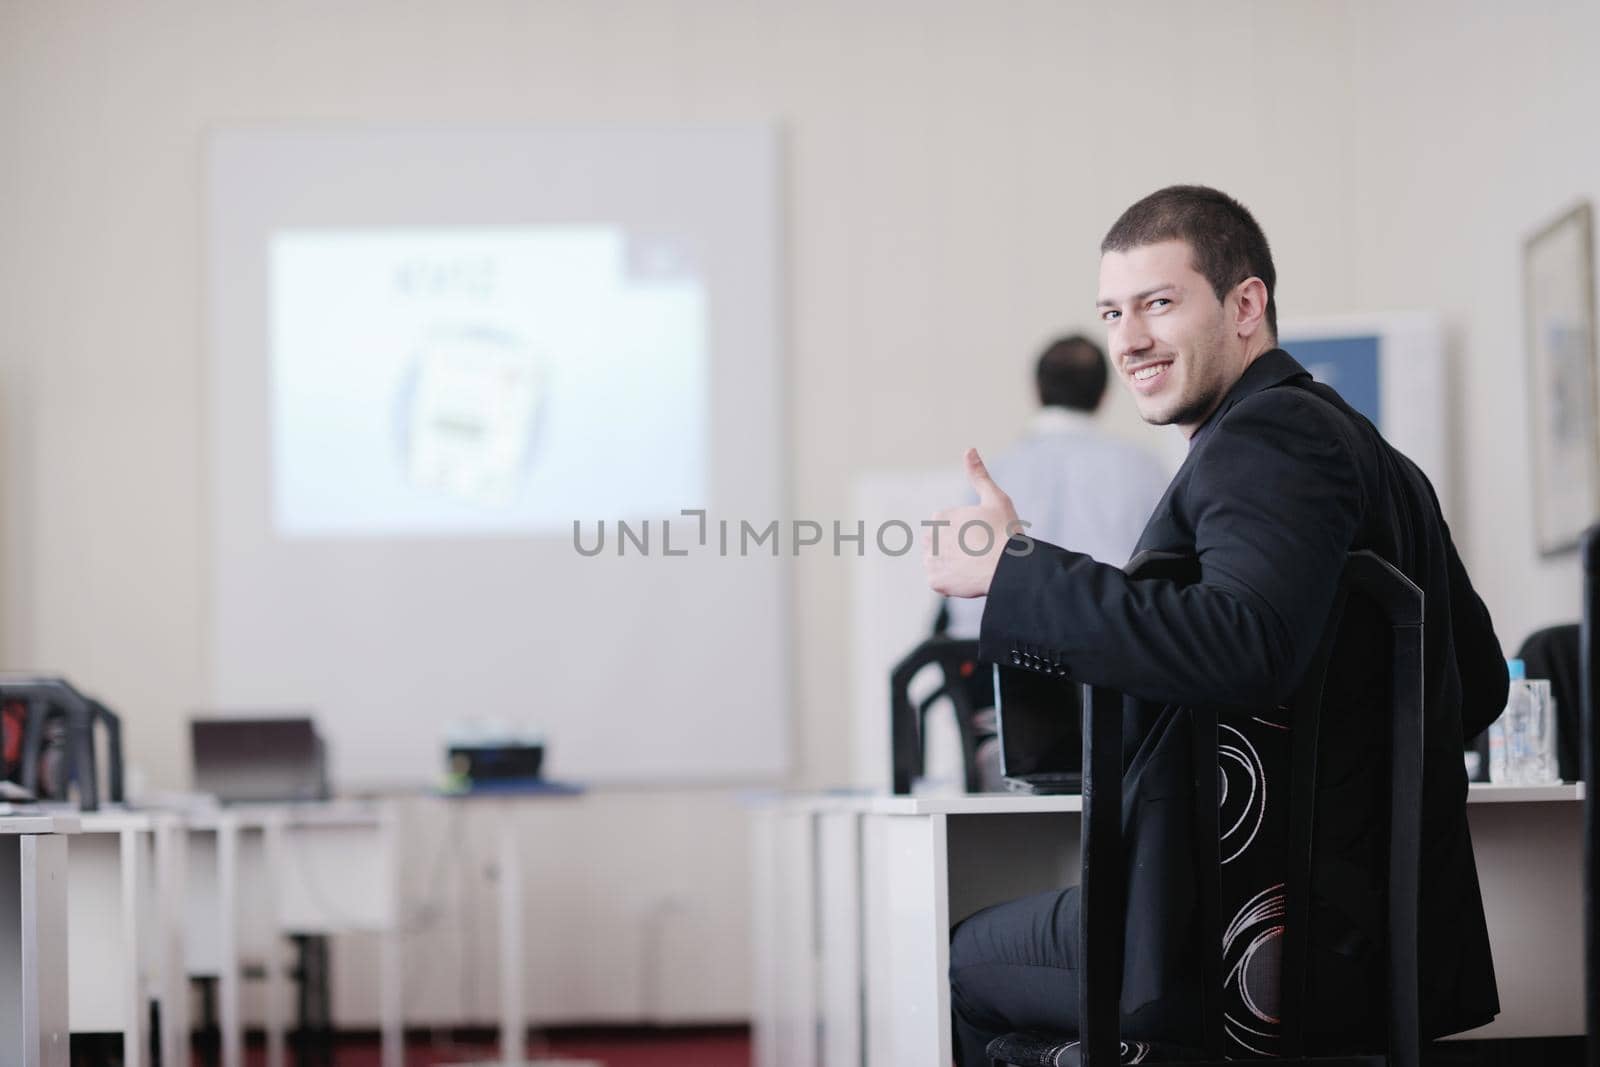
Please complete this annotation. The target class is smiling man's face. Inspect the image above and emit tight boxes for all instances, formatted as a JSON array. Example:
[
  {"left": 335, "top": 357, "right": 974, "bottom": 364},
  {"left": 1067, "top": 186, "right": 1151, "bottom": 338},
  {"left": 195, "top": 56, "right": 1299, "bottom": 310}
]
[{"left": 1096, "top": 239, "right": 1254, "bottom": 436}]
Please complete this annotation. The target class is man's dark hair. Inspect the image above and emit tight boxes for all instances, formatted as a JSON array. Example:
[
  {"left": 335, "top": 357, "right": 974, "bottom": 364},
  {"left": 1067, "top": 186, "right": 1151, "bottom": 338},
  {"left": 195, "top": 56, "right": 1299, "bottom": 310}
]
[
  {"left": 1035, "top": 334, "right": 1108, "bottom": 411},
  {"left": 1101, "top": 185, "right": 1277, "bottom": 339}
]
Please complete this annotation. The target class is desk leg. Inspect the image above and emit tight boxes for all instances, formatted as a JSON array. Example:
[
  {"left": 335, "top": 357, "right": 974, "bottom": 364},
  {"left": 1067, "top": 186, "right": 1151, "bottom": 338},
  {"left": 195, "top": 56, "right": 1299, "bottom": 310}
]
[
  {"left": 154, "top": 822, "right": 189, "bottom": 1067},
  {"left": 379, "top": 808, "right": 403, "bottom": 1067},
  {"left": 377, "top": 926, "right": 403, "bottom": 1067},
  {"left": 746, "top": 808, "right": 780, "bottom": 1067},
  {"left": 817, "top": 811, "right": 864, "bottom": 1067},
  {"left": 217, "top": 822, "right": 241, "bottom": 1067},
  {"left": 497, "top": 803, "right": 525, "bottom": 1067},
  {"left": 434, "top": 802, "right": 591, "bottom": 1067},
  {"left": 861, "top": 814, "right": 949, "bottom": 1067},
  {"left": 772, "top": 811, "right": 818, "bottom": 1067},
  {"left": 263, "top": 822, "right": 287, "bottom": 1067},
  {"left": 119, "top": 830, "right": 145, "bottom": 1067},
  {"left": 1, "top": 836, "right": 22, "bottom": 1067},
  {"left": 14, "top": 834, "right": 71, "bottom": 1067}
]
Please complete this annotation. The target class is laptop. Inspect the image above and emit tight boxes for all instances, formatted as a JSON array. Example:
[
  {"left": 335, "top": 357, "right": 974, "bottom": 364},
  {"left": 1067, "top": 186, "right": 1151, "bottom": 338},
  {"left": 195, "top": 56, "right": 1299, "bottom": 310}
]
[
  {"left": 190, "top": 715, "right": 329, "bottom": 804},
  {"left": 993, "top": 664, "right": 1082, "bottom": 794},
  {"left": 990, "top": 551, "right": 1197, "bottom": 795}
]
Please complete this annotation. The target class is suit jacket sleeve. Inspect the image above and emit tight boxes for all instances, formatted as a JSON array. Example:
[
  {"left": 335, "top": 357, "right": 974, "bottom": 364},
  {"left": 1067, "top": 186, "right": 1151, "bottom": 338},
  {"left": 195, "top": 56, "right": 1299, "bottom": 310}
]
[
  {"left": 978, "top": 389, "right": 1364, "bottom": 707},
  {"left": 1442, "top": 521, "right": 1509, "bottom": 737}
]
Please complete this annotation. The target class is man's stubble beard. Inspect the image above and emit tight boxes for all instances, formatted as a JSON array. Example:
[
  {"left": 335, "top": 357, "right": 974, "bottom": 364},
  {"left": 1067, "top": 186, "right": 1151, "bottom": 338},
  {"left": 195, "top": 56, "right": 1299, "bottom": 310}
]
[{"left": 1138, "top": 319, "right": 1234, "bottom": 431}]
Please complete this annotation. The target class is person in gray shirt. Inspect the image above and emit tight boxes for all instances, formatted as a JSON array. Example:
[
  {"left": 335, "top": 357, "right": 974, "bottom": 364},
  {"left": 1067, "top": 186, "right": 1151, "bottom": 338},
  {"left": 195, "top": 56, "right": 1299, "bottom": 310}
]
[{"left": 941, "top": 334, "right": 1170, "bottom": 638}]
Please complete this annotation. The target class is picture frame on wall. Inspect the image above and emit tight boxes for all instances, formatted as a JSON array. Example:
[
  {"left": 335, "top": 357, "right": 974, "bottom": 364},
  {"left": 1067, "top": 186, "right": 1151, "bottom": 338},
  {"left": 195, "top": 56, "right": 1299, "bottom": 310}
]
[{"left": 1524, "top": 201, "right": 1599, "bottom": 555}]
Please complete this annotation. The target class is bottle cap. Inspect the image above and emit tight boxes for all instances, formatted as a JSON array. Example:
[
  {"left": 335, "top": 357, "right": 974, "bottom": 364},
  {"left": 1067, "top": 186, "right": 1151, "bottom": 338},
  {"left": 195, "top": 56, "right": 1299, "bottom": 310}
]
[{"left": 1508, "top": 658, "right": 1526, "bottom": 681}]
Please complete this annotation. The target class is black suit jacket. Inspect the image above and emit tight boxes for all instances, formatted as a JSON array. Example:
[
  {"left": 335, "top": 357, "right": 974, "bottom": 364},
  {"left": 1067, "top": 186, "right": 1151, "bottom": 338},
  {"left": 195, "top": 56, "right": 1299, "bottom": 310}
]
[{"left": 979, "top": 349, "right": 1505, "bottom": 1046}]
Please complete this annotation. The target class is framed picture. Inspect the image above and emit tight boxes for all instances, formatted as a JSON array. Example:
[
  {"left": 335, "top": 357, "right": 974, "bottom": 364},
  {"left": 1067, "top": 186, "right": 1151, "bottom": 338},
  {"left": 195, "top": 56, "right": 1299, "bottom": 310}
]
[{"left": 1524, "top": 202, "right": 1599, "bottom": 555}]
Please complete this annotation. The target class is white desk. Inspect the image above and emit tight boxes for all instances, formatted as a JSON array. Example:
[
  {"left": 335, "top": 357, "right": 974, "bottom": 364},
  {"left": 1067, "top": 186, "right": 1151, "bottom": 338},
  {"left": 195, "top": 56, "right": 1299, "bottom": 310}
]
[
  {"left": 859, "top": 793, "right": 1084, "bottom": 1067},
  {"left": 753, "top": 784, "right": 1589, "bottom": 1067},
  {"left": 182, "top": 801, "right": 403, "bottom": 1067},
  {"left": 1, "top": 813, "right": 79, "bottom": 1067},
  {"left": 1457, "top": 783, "right": 1586, "bottom": 1039},
  {"left": 66, "top": 811, "right": 190, "bottom": 1067}
]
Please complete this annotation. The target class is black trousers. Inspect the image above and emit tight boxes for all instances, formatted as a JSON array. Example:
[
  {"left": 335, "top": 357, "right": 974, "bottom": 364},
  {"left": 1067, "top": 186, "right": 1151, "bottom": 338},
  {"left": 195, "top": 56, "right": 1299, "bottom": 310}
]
[{"left": 949, "top": 886, "right": 1082, "bottom": 1066}]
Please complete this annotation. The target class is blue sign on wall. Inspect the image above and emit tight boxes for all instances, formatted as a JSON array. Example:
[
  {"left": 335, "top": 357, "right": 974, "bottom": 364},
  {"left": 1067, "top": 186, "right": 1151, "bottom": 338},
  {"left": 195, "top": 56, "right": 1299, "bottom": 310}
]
[{"left": 1283, "top": 335, "right": 1382, "bottom": 426}]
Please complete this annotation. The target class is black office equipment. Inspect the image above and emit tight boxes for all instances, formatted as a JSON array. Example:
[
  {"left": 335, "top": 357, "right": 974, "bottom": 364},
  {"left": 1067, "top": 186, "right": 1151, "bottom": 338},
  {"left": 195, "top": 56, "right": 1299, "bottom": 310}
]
[
  {"left": 889, "top": 637, "right": 992, "bottom": 794},
  {"left": 447, "top": 739, "right": 545, "bottom": 788},
  {"left": 190, "top": 716, "right": 328, "bottom": 804},
  {"left": 987, "top": 551, "right": 1423, "bottom": 1067},
  {"left": 993, "top": 665, "right": 1081, "bottom": 794},
  {"left": 0, "top": 675, "right": 124, "bottom": 811}
]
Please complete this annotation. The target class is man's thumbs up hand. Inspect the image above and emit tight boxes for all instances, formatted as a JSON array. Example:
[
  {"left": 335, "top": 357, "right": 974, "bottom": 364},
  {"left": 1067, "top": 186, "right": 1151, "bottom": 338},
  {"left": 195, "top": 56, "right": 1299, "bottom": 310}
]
[
  {"left": 924, "top": 448, "right": 1023, "bottom": 598},
  {"left": 965, "top": 447, "right": 1009, "bottom": 510}
]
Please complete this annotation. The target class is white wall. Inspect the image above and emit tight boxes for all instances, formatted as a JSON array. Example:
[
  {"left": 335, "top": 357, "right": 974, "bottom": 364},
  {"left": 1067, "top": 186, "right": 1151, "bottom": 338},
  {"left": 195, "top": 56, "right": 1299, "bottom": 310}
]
[
  {"left": 2, "top": 0, "right": 1598, "bottom": 1025},
  {"left": 0, "top": 0, "right": 1364, "bottom": 796},
  {"left": 1340, "top": 1, "right": 1600, "bottom": 647}
]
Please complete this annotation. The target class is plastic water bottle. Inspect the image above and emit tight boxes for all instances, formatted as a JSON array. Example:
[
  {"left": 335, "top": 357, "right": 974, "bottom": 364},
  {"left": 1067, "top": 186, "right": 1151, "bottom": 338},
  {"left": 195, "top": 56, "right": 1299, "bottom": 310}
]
[{"left": 1487, "top": 660, "right": 1558, "bottom": 785}]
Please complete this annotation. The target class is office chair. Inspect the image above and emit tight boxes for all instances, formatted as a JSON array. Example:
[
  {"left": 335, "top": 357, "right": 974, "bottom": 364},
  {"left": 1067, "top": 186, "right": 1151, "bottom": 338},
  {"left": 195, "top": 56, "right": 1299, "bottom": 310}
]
[
  {"left": 890, "top": 636, "right": 994, "bottom": 794},
  {"left": 0, "top": 675, "right": 125, "bottom": 810},
  {"left": 986, "top": 551, "right": 1423, "bottom": 1066},
  {"left": 1580, "top": 526, "right": 1600, "bottom": 1067}
]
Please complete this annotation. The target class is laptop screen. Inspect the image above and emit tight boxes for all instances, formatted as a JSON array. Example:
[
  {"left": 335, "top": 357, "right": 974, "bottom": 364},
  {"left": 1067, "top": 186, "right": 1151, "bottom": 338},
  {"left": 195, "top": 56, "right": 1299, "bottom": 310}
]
[
  {"left": 994, "top": 665, "right": 1082, "bottom": 782},
  {"left": 190, "top": 716, "right": 327, "bottom": 803}
]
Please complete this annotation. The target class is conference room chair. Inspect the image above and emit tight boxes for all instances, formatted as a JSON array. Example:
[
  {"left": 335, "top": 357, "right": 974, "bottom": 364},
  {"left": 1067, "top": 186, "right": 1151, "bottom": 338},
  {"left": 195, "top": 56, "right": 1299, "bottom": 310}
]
[
  {"left": 987, "top": 551, "right": 1424, "bottom": 1066},
  {"left": 1579, "top": 526, "right": 1600, "bottom": 1067},
  {"left": 0, "top": 675, "right": 124, "bottom": 810},
  {"left": 890, "top": 636, "right": 995, "bottom": 794}
]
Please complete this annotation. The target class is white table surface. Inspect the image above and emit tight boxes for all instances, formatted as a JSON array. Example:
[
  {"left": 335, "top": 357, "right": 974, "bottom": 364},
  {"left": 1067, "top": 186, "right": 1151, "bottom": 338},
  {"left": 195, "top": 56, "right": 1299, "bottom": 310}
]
[{"left": 0, "top": 814, "right": 81, "bottom": 835}]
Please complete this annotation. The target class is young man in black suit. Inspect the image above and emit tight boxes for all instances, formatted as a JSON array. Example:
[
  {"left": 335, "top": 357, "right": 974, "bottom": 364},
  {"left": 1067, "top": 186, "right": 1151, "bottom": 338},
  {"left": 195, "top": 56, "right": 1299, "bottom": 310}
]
[{"left": 924, "top": 186, "right": 1506, "bottom": 1062}]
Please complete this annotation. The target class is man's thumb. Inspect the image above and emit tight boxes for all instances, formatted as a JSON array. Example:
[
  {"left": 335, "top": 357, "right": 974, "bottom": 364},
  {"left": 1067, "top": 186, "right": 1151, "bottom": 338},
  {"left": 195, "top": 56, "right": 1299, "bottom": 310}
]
[{"left": 965, "top": 448, "right": 1003, "bottom": 504}]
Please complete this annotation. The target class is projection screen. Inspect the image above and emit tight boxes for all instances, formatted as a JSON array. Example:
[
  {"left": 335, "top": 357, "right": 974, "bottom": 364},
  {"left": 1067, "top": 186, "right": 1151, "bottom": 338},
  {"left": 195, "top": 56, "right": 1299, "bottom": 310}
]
[{"left": 208, "top": 126, "right": 787, "bottom": 787}]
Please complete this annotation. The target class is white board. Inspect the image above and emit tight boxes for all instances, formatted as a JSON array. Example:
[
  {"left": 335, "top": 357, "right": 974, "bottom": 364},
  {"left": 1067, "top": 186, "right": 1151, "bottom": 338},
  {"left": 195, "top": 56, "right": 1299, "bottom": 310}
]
[{"left": 208, "top": 126, "right": 787, "bottom": 787}]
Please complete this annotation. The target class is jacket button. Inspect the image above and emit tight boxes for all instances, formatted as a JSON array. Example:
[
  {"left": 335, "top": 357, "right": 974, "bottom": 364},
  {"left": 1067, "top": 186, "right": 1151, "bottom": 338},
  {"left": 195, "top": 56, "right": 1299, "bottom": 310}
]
[{"left": 1010, "top": 651, "right": 1022, "bottom": 665}]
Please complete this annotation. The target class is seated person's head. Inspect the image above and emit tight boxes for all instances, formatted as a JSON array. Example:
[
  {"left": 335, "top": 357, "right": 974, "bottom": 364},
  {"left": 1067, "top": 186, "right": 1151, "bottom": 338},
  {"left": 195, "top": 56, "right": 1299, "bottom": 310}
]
[
  {"left": 1035, "top": 334, "right": 1109, "bottom": 413},
  {"left": 1097, "top": 185, "right": 1277, "bottom": 434}
]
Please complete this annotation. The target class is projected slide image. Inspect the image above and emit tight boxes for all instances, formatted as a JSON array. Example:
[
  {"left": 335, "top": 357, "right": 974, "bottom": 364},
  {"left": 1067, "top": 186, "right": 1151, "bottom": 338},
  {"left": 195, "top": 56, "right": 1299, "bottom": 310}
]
[
  {"left": 270, "top": 226, "right": 707, "bottom": 536},
  {"left": 405, "top": 329, "right": 545, "bottom": 508}
]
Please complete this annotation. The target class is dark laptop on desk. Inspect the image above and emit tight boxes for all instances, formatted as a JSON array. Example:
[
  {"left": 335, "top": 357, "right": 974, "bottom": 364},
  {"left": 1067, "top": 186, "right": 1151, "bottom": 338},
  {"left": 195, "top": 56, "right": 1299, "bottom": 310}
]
[
  {"left": 994, "top": 665, "right": 1082, "bottom": 794},
  {"left": 990, "top": 550, "right": 1197, "bottom": 795},
  {"left": 191, "top": 715, "right": 329, "bottom": 804}
]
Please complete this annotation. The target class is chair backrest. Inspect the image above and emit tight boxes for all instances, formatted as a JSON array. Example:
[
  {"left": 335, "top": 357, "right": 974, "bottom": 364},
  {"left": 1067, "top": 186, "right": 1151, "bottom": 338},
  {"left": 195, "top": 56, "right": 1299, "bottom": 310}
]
[
  {"left": 889, "top": 636, "right": 988, "bottom": 795},
  {"left": 1579, "top": 525, "right": 1600, "bottom": 1066},
  {"left": 1076, "top": 551, "right": 1423, "bottom": 1066},
  {"left": 0, "top": 675, "right": 124, "bottom": 810}
]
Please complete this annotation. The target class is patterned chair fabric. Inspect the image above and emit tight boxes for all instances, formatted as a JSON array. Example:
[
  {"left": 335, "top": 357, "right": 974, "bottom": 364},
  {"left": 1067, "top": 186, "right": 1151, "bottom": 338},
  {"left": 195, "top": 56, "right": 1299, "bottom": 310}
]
[{"left": 985, "top": 1032, "right": 1184, "bottom": 1066}]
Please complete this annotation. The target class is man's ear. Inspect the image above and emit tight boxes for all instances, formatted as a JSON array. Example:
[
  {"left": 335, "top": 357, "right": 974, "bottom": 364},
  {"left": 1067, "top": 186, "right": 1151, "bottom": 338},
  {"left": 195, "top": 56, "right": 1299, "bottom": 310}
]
[{"left": 1232, "top": 277, "right": 1269, "bottom": 340}]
